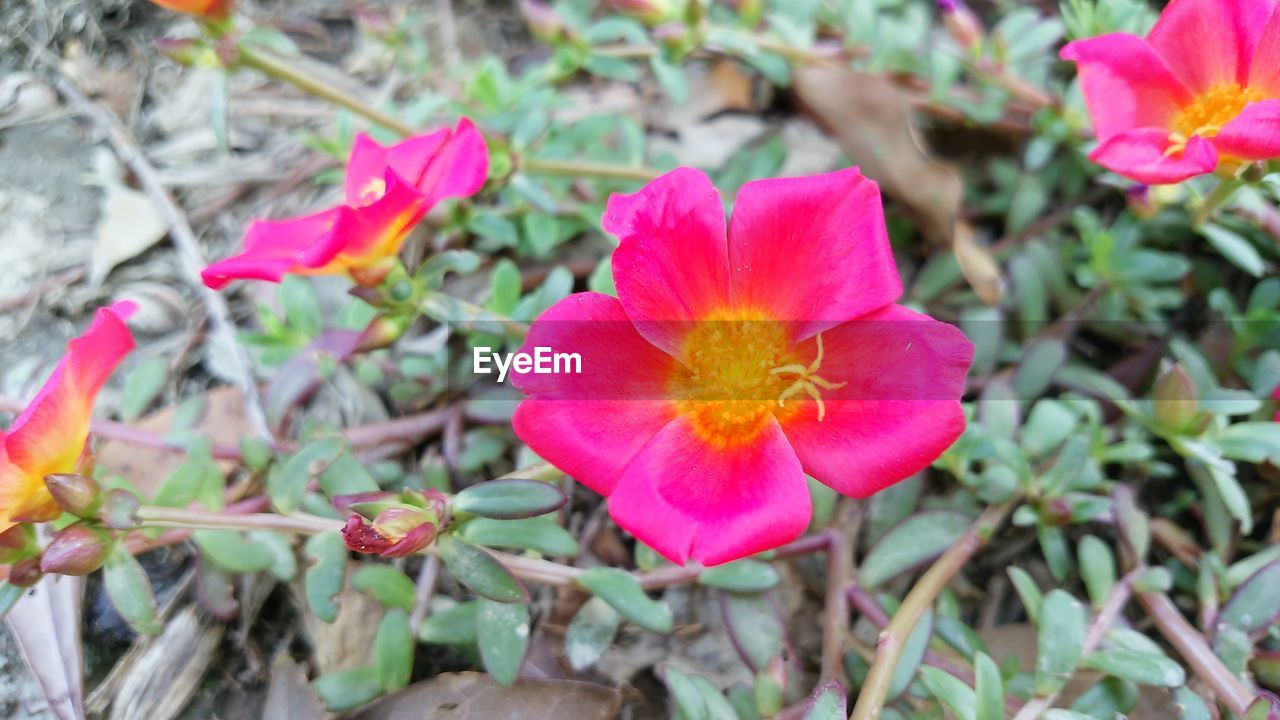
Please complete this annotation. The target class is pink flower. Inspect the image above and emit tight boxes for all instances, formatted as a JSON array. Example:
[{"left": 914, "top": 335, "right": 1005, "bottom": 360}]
[
  {"left": 0, "top": 303, "right": 136, "bottom": 531},
  {"left": 510, "top": 168, "right": 973, "bottom": 566},
  {"left": 1061, "top": 0, "right": 1280, "bottom": 184},
  {"left": 202, "top": 118, "right": 488, "bottom": 288}
]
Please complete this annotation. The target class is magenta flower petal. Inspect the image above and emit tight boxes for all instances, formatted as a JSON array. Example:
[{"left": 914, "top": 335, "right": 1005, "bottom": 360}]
[
  {"left": 345, "top": 130, "right": 450, "bottom": 205},
  {"left": 1060, "top": 34, "right": 1191, "bottom": 141},
  {"left": 1250, "top": 7, "right": 1280, "bottom": 95},
  {"left": 511, "top": 292, "right": 678, "bottom": 496},
  {"left": 1089, "top": 129, "right": 1218, "bottom": 185},
  {"left": 727, "top": 168, "right": 901, "bottom": 337},
  {"left": 777, "top": 305, "right": 972, "bottom": 498},
  {"left": 301, "top": 169, "right": 427, "bottom": 269},
  {"left": 1146, "top": 0, "right": 1272, "bottom": 91},
  {"left": 1214, "top": 99, "right": 1280, "bottom": 159},
  {"left": 604, "top": 167, "right": 731, "bottom": 355},
  {"left": 201, "top": 207, "right": 346, "bottom": 289},
  {"left": 607, "top": 414, "right": 809, "bottom": 566},
  {"left": 415, "top": 117, "right": 490, "bottom": 205}
]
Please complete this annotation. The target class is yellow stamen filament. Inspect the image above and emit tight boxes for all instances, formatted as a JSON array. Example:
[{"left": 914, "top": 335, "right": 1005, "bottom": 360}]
[
  {"left": 1166, "top": 83, "right": 1266, "bottom": 157},
  {"left": 770, "top": 332, "right": 846, "bottom": 422}
]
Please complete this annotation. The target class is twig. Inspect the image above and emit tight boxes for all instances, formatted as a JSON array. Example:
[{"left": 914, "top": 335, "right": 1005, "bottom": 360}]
[
  {"left": 1137, "top": 591, "right": 1256, "bottom": 717},
  {"left": 822, "top": 504, "right": 861, "bottom": 681},
  {"left": 52, "top": 75, "right": 275, "bottom": 444},
  {"left": 848, "top": 501, "right": 1015, "bottom": 720},
  {"left": 519, "top": 156, "right": 662, "bottom": 183},
  {"left": 408, "top": 556, "right": 442, "bottom": 637}
]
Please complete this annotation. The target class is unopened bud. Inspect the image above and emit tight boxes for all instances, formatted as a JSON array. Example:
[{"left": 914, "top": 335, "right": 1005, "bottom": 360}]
[
  {"left": 100, "top": 489, "right": 142, "bottom": 530},
  {"left": 1152, "top": 364, "right": 1200, "bottom": 433},
  {"left": 45, "top": 474, "right": 103, "bottom": 518},
  {"left": 356, "top": 314, "right": 413, "bottom": 353},
  {"left": 940, "top": 0, "right": 984, "bottom": 53},
  {"left": 753, "top": 662, "right": 785, "bottom": 717},
  {"left": 520, "top": 0, "right": 569, "bottom": 43},
  {"left": 349, "top": 259, "right": 399, "bottom": 289},
  {"left": 1125, "top": 184, "right": 1159, "bottom": 219},
  {"left": 9, "top": 557, "right": 43, "bottom": 588},
  {"left": 40, "top": 524, "right": 112, "bottom": 576},
  {"left": 337, "top": 489, "right": 446, "bottom": 558},
  {"left": 0, "top": 525, "right": 37, "bottom": 564}
]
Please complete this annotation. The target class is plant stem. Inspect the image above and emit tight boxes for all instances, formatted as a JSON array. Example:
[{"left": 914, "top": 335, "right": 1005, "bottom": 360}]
[
  {"left": 847, "top": 500, "right": 1015, "bottom": 720},
  {"left": 1138, "top": 591, "right": 1255, "bottom": 716},
  {"left": 520, "top": 156, "right": 663, "bottom": 183},
  {"left": 419, "top": 292, "right": 530, "bottom": 338},
  {"left": 1191, "top": 178, "right": 1243, "bottom": 228},
  {"left": 235, "top": 44, "right": 418, "bottom": 137}
]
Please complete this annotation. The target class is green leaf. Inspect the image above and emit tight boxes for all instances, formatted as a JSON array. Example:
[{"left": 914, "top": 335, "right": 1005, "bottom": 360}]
[
  {"left": 312, "top": 666, "right": 383, "bottom": 712},
  {"left": 280, "top": 275, "right": 323, "bottom": 336},
  {"left": 919, "top": 667, "right": 976, "bottom": 720},
  {"left": 453, "top": 479, "right": 568, "bottom": 519},
  {"left": 418, "top": 600, "right": 479, "bottom": 645},
  {"left": 104, "top": 544, "right": 161, "bottom": 634},
  {"left": 974, "top": 651, "right": 1003, "bottom": 720},
  {"left": 1034, "top": 590, "right": 1086, "bottom": 695},
  {"left": 691, "top": 676, "right": 738, "bottom": 720},
  {"left": 374, "top": 609, "right": 413, "bottom": 691},
  {"left": 488, "top": 258, "right": 523, "bottom": 315},
  {"left": 193, "top": 529, "right": 275, "bottom": 574},
  {"left": 436, "top": 533, "right": 528, "bottom": 603},
  {"left": 1219, "top": 560, "right": 1280, "bottom": 634},
  {"left": 650, "top": 54, "right": 688, "bottom": 103},
  {"left": 270, "top": 438, "right": 343, "bottom": 513},
  {"left": 566, "top": 596, "right": 620, "bottom": 671},
  {"left": 697, "top": 560, "right": 780, "bottom": 593},
  {"left": 304, "top": 532, "right": 348, "bottom": 623},
  {"left": 721, "top": 591, "right": 784, "bottom": 670},
  {"left": 458, "top": 517, "right": 580, "bottom": 557},
  {"left": 1081, "top": 650, "right": 1185, "bottom": 687},
  {"left": 802, "top": 682, "right": 846, "bottom": 719},
  {"left": 1203, "top": 224, "right": 1266, "bottom": 277},
  {"left": 1174, "top": 687, "right": 1213, "bottom": 720},
  {"left": 888, "top": 606, "right": 934, "bottom": 700},
  {"left": 317, "top": 452, "right": 380, "bottom": 497},
  {"left": 662, "top": 665, "right": 707, "bottom": 720},
  {"left": 120, "top": 356, "right": 168, "bottom": 421},
  {"left": 1070, "top": 676, "right": 1139, "bottom": 717},
  {"left": 1077, "top": 535, "right": 1116, "bottom": 609},
  {"left": 859, "top": 510, "right": 971, "bottom": 588},
  {"left": 351, "top": 564, "right": 417, "bottom": 611},
  {"left": 476, "top": 598, "right": 530, "bottom": 686},
  {"left": 1008, "top": 567, "right": 1043, "bottom": 624},
  {"left": 153, "top": 443, "right": 221, "bottom": 508},
  {"left": 1037, "top": 524, "right": 1072, "bottom": 582},
  {"left": 578, "top": 567, "right": 672, "bottom": 633}
]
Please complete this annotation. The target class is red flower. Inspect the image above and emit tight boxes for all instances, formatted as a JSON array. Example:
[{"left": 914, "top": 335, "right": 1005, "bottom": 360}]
[
  {"left": 337, "top": 490, "right": 447, "bottom": 558},
  {"left": 511, "top": 168, "right": 973, "bottom": 566},
  {"left": 202, "top": 119, "right": 488, "bottom": 288},
  {"left": 149, "top": 0, "right": 232, "bottom": 18},
  {"left": 1061, "top": 0, "right": 1280, "bottom": 184},
  {"left": 0, "top": 303, "right": 135, "bottom": 532}
]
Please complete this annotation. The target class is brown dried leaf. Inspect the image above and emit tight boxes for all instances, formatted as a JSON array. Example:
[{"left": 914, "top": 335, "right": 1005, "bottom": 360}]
[
  {"left": 5, "top": 572, "right": 85, "bottom": 720},
  {"left": 792, "top": 64, "right": 964, "bottom": 246},
  {"left": 954, "top": 221, "right": 1005, "bottom": 305},
  {"left": 262, "top": 656, "right": 325, "bottom": 720},
  {"left": 96, "top": 385, "right": 250, "bottom": 496},
  {"left": 348, "top": 672, "right": 622, "bottom": 720}
]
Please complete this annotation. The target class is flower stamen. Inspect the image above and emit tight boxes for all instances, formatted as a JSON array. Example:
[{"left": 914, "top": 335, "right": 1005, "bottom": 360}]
[{"left": 770, "top": 332, "right": 846, "bottom": 422}]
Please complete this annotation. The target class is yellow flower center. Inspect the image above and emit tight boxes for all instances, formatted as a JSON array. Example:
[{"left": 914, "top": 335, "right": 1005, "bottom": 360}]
[
  {"left": 671, "top": 313, "right": 844, "bottom": 447},
  {"left": 1167, "top": 83, "right": 1265, "bottom": 156}
]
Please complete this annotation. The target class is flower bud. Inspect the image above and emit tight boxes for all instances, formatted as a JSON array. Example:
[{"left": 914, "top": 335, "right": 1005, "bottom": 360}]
[
  {"left": 40, "top": 524, "right": 112, "bottom": 576},
  {"left": 337, "top": 489, "right": 447, "bottom": 558},
  {"left": 1152, "top": 364, "right": 1200, "bottom": 433},
  {"left": 349, "top": 258, "right": 399, "bottom": 289},
  {"left": 45, "top": 474, "right": 103, "bottom": 518},
  {"left": 9, "top": 557, "right": 43, "bottom": 588},
  {"left": 940, "top": 0, "right": 984, "bottom": 54},
  {"left": 520, "top": 0, "right": 570, "bottom": 43},
  {"left": 100, "top": 489, "right": 142, "bottom": 530},
  {"left": 0, "top": 525, "right": 37, "bottom": 564},
  {"left": 1125, "top": 184, "right": 1159, "bottom": 219},
  {"left": 356, "top": 313, "right": 413, "bottom": 353}
]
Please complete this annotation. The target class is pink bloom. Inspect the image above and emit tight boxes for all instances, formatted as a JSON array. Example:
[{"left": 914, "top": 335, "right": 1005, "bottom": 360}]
[
  {"left": 1061, "top": 0, "right": 1280, "bottom": 184},
  {"left": 510, "top": 168, "right": 973, "bottom": 566},
  {"left": 0, "top": 303, "right": 136, "bottom": 531},
  {"left": 202, "top": 118, "right": 488, "bottom": 288}
]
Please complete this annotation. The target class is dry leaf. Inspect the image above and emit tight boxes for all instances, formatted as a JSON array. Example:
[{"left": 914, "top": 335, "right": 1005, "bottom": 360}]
[
  {"left": 793, "top": 64, "right": 964, "bottom": 246},
  {"left": 5, "top": 571, "right": 86, "bottom": 720},
  {"left": 89, "top": 181, "right": 169, "bottom": 286},
  {"left": 108, "top": 606, "right": 223, "bottom": 720},
  {"left": 262, "top": 656, "right": 326, "bottom": 720},
  {"left": 348, "top": 672, "right": 622, "bottom": 720},
  {"left": 954, "top": 221, "right": 1005, "bottom": 305},
  {"left": 96, "top": 385, "right": 250, "bottom": 496}
]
